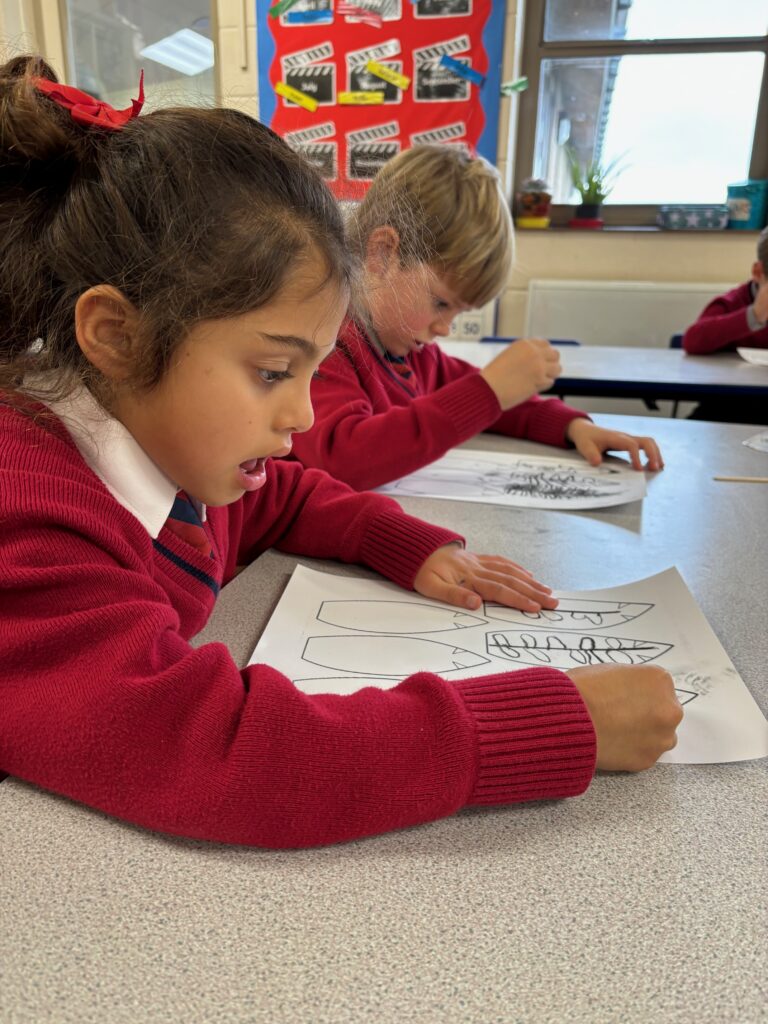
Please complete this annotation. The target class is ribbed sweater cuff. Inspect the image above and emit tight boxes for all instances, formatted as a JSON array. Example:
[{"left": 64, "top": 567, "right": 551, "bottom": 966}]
[
  {"left": 359, "top": 508, "right": 464, "bottom": 590},
  {"left": 454, "top": 669, "right": 596, "bottom": 805},
  {"left": 531, "top": 401, "right": 590, "bottom": 448},
  {"left": 437, "top": 374, "right": 504, "bottom": 443}
]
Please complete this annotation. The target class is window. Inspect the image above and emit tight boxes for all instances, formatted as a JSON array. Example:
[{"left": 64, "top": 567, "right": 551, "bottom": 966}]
[
  {"left": 62, "top": 1, "right": 216, "bottom": 111},
  {"left": 515, "top": 0, "right": 768, "bottom": 225}
]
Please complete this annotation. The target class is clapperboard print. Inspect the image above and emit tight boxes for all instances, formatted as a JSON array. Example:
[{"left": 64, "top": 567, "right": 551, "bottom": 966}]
[
  {"left": 348, "top": 62, "right": 404, "bottom": 104},
  {"left": 414, "top": 36, "right": 472, "bottom": 102},
  {"left": 347, "top": 141, "right": 400, "bottom": 180},
  {"left": 410, "top": 122, "right": 467, "bottom": 146},
  {"left": 298, "top": 143, "right": 338, "bottom": 180},
  {"left": 346, "top": 124, "right": 400, "bottom": 180},
  {"left": 279, "top": 0, "right": 332, "bottom": 25},
  {"left": 345, "top": 40, "right": 404, "bottom": 105},
  {"left": 414, "top": 0, "right": 472, "bottom": 17},
  {"left": 345, "top": 0, "right": 402, "bottom": 20},
  {"left": 282, "top": 64, "right": 336, "bottom": 106},
  {"left": 284, "top": 123, "right": 338, "bottom": 181}
]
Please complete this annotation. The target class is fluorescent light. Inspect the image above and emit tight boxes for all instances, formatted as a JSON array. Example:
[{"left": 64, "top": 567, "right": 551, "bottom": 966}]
[{"left": 140, "top": 29, "right": 214, "bottom": 76}]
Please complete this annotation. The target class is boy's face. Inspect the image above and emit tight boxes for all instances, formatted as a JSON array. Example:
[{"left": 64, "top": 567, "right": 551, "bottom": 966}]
[
  {"left": 369, "top": 260, "right": 471, "bottom": 358},
  {"left": 111, "top": 261, "right": 347, "bottom": 506}
]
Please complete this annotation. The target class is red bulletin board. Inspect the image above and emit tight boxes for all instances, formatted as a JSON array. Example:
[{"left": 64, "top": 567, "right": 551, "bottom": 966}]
[{"left": 255, "top": 0, "right": 506, "bottom": 198}]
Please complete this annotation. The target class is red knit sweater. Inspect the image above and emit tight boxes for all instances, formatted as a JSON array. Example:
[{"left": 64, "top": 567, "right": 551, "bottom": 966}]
[
  {"left": 683, "top": 281, "right": 768, "bottom": 355},
  {"left": 291, "top": 320, "right": 589, "bottom": 490},
  {"left": 0, "top": 401, "right": 596, "bottom": 848}
]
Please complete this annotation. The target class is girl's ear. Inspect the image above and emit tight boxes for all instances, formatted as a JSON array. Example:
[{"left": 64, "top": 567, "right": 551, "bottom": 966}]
[
  {"left": 365, "top": 225, "right": 401, "bottom": 277},
  {"left": 74, "top": 286, "right": 142, "bottom": 381}
]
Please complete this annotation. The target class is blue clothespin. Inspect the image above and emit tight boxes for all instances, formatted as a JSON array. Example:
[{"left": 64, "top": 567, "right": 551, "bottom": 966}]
[{"left": 439, "top": 54, "right": 485, "bottom": 87}]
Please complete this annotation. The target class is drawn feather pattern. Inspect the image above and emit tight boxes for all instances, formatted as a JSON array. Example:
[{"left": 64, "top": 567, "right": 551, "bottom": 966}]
[
  {"left": 484, "top": 600, "right": 652, "bottom": 631},
  {"left": 316, "top": 600, "right": 486, "bottom": 633},
  {"left": 486, "top": 630, "right": 672, "bottom": 668}
]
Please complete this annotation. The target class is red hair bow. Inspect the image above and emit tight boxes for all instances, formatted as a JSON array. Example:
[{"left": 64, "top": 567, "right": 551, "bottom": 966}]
[{"left": 32, "top": 71, "right": 145, "bottom": 131}]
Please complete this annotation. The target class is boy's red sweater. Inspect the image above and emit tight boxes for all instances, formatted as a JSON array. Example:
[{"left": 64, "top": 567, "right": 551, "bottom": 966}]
[
  {"left": 683, "top": 281, "right": 768, "bottom": 354},
  {"left": 0, "top": 402, "right": 596, "bottom": 849},
  {"left": 292, "top": 320, "right": 589, "bottom": 491}
]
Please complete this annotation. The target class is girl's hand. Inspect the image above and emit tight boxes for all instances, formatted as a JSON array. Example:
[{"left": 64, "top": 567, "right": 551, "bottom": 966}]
[
  {"left": 413, "top": 544, "right": 559, "bottom": 613},
  {"left": 566, "top": 419, "right": 664, "bottom": 472}
]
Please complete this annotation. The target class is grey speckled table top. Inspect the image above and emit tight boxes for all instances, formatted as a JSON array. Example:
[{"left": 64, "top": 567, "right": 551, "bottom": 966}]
[{"left": 3, "top": 414, "right": 767, "bottom": 1024}]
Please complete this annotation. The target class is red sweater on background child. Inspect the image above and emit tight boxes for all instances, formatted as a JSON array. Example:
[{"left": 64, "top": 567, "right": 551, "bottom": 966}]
[
  {"left": 0, "top": 399, "right": 596, "bottom": 849},
  {"left": 292, "top": 320, "right": 589, "bottom": 491},
  {"left": 683, "top": 281, "right": 768, "bottom": 354}
]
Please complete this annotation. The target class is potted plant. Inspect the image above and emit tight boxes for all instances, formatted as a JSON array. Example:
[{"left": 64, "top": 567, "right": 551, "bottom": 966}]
[{"left": 564, "top": 146, "right": 625, "bottom": 229}]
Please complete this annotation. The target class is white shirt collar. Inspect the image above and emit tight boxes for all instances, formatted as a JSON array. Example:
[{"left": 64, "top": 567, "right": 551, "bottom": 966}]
[{"left": 44, "top": 384, "right": 202, "bottom": 538}]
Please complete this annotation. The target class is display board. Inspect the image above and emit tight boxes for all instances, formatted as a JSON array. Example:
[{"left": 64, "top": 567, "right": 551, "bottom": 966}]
[{"left": 256, "top": 0, "right": 506, "bottom": 197}]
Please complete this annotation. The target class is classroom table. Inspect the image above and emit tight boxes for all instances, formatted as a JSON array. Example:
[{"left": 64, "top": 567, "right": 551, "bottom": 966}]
[
  {"left": 444, "top": 341, "right": 768, "bottom": 405},
  {"left": 3, "top": 414, "right": 767, "bottom": 1024}
]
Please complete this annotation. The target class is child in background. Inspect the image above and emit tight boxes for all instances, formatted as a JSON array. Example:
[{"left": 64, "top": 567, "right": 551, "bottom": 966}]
[
  {"left": 291, "top": 145, "right": 663, "bottom": 492},
  {"left": 683, "top": 226, "right": 768, "bottom": 355},
  {"left": 682, "top": 226, "right": 768, "bottom": 424},
  {"left": 0, "top": 58, "right": 681, "bottom": 850}
]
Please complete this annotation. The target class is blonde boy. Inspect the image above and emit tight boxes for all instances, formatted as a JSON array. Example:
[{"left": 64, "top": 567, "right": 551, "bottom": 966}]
[{"left": 292, "top": 145, "right": 662, "bottom": 490}]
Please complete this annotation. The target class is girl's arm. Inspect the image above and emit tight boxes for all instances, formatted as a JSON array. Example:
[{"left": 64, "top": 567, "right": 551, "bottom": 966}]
[
  {"left": 292, "top": 347, "right": 584, "bottom": 491},
  {"left": 1, "top": 510, "right": 597, "bottom": 849}
]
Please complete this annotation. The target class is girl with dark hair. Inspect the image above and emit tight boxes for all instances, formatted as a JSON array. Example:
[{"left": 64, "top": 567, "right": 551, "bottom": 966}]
[{"left": 0, "top": 58, "right": 681, "bottom": 848}]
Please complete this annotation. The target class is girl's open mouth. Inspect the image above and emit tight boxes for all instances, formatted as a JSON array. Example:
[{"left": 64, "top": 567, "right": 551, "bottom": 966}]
[{"left": 238, "top": 457, "right": 267, "bottom": 492}]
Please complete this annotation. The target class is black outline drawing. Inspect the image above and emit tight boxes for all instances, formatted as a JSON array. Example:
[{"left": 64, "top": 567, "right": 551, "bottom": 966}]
[
  {"left": 379, "top": 452, "right": 645, "bottom": 509},
  {"left": 486, "top": 630, "right": 673, "bottom": 668},
  {"left": 302, "top": 635, "right": 490, "bottom": 675},
  {"left": 675, "top": 689, "right": 699, "bottom": 706},
  {"left": 317, "top": 600, "right": 486, "bottom": 634},
  {"left": 483, "top": 600, "right": 653, "bottom": 631}
]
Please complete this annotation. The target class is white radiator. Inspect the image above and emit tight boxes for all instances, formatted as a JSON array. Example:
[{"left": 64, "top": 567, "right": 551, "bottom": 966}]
[{"left": 525, "top": 279, "right": 735, "bottom": 347}]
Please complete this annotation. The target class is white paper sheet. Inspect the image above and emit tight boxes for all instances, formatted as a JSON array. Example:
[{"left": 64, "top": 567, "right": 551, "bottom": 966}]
[
  {"left": 743, "top": 430, "right": 768, "bottom": 453},
  {"left": 375, "top": 449, "right": 647, "bottom": 510},
  {"left": 736, "top": 347, "right": 768, "bottom": 366},
  {"left": 250, "top": 565, "right": 768, "bottom": 765}
]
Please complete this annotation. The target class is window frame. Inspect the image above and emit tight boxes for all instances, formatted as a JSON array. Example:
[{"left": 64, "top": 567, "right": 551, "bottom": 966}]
[{"left": 514, "top": 0, "right": 768, "bottom": 227}]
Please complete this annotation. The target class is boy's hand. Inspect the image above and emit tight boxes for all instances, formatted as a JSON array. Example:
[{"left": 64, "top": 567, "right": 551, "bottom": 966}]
[
  {"left": 567, "top": 664, "right": 682, "bottom": 771},
  {"left": 480, "top": 338, "right": 561, "bottom": 410},
  {"left": 413, "top": 544, "right": 558, "bottom": 613},
  {"left": 566, "top": 419, "right": 664, "bottom": 471}
]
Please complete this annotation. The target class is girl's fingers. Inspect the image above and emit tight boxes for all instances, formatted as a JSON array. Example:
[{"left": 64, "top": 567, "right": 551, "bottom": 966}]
[
  {"left": 471, "top": 565, "right": 553, "bottom": 600},
  {"left": 469, "top": 571, "right": 559, "bottom": 610}
]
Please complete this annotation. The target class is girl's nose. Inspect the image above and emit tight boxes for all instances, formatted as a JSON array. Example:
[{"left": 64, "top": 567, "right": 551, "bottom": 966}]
[{"left": 278, "top": 384, "right": 315, "bottom": 435}]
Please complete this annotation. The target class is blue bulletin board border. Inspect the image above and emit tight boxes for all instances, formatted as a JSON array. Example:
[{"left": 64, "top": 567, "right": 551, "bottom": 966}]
[{"left": 255, "top": 0, "right": 505, "bottom": 168}]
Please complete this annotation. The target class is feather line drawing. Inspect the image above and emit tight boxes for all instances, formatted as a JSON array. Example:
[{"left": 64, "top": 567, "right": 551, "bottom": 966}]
[
  {"left": 484, "top": 599, "right": 652, "bottom": 630},
  {"left": 486, "top": 630, "right": 672, "bottom": 668},
  {"left": 317, "top": 600, "right": 486, "bottom": 633}
]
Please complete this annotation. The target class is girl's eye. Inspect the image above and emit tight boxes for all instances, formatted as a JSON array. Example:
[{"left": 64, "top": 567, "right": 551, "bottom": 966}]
[
  {"left": 256, "top": 368, "right": 292, "bottom": 385},
  {"left": 433, "top": 297, "right": 450, "bottom": 311}
]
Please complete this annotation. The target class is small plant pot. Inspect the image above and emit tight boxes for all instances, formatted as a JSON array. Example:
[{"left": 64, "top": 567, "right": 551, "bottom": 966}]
[{"left": 569, "top": 203, "right": 604, "bottom": 229}]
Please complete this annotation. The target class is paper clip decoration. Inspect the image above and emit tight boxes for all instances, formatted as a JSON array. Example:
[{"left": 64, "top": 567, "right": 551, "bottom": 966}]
[
  {"left": 269, "top": 0, "right": 300, "bottom": 16},
  {"left": 500, "top": 76, "right": 528, "bottom": 96},
  {"left": 439, "top": 54, "right": 485, "bottom": 88},
  {"left": 338, "top": 90, "right": 385, "bottom": 105},
  {"left": 275, "top": 81, "right": 319, "bottom": 112},
  {"left": 365, "top": 60, "right": 410, "bottom": 91}
]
